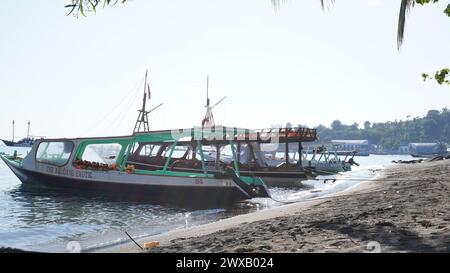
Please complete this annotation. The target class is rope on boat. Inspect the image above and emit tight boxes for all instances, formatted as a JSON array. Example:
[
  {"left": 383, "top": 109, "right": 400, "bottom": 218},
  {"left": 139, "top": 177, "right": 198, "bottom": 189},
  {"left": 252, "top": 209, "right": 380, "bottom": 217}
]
[{"left": 82, "top": 76, "right": 144, "bottom": 136}]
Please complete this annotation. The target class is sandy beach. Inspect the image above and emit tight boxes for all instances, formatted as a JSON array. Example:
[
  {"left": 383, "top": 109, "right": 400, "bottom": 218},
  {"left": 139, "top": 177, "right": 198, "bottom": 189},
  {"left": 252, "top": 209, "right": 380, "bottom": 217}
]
[{"left": 101, "top": 159, "right": 450, "bottom": 253}]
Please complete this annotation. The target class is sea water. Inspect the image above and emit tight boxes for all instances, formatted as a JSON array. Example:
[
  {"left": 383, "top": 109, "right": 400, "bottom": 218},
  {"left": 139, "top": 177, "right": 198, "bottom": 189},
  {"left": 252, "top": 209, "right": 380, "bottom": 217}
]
[{"left": 0, "top": 146, "right": 417, "bottom": 252}]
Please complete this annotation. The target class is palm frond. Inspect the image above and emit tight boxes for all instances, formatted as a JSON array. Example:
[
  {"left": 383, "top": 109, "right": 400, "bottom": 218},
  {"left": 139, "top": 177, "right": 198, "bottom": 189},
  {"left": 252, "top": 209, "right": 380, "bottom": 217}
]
[
  {"left": 271, "top": 0, "right": 289, "bottom": 10},
  {"left": 320, "top": 0, "right": 335, "bottom": 11},
  {"left": 397, "top": 0, "right": 414, "bottom": 50}
]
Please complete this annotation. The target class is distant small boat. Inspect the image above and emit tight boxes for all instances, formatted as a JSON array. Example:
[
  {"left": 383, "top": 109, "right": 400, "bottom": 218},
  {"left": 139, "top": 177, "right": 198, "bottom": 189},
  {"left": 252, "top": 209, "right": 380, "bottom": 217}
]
[
  {"left": 2, "top": 121, "right": 35, "bottom": 147},
  {"left": 372, "top": 151, "right": 388, "bottom": 155},
  {"left": 336, "top": 150, "right": 370, "bottom": 157},
  {"left": 1, "top": 138, "right": 35, "bottom": 147}
]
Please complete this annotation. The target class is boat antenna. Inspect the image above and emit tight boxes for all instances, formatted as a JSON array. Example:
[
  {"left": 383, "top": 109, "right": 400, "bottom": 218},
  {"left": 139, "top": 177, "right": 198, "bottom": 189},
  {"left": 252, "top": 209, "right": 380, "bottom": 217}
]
[{"left": 133, "top": 70, "right": 163, "bottom": 134}]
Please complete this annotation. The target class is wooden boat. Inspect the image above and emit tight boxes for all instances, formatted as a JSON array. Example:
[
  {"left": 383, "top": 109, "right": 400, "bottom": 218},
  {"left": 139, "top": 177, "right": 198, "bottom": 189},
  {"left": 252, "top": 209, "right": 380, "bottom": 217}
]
[
  {"left": 0, "top": 128, "right": 272, "bottom": 207},
  {"left": 127, "top": 127, "right": 318, "bottom": 187},
  {"left": 234, "top": 128, "right": 318, "bottom": 187},
  {"left": 189, "top": 78, "right": 318, "bottom": 187}
]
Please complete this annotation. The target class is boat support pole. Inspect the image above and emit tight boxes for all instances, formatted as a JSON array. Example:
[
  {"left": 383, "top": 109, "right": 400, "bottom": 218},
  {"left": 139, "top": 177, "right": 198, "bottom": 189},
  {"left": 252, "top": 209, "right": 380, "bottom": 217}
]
[
  {"left": 162, "top": 141, "right": 178, "bottom": 174},
  {"left": 120, "top": 139, "right": 137, "bottom": 172},
  {"left": 298, "top": 142, "right": 303, "bottom": 166},
  {"left": 196, "top": 141, "right": 207, "bottom": 176},
  {"left": 230, "top": 140, "right": 240, "bottom": 177},
  {"left": 285, "top": 129, "right": 289, "bottom": 166}
]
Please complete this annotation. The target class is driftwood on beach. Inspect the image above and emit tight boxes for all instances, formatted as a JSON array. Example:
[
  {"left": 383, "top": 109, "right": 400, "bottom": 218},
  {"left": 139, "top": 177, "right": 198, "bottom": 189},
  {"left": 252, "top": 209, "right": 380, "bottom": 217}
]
[
  {"left": 392, "top": 159, "right": 424, "bottom": 164},
  {"left": 393, "top": 155, "right": 450, "bottom": 164}
]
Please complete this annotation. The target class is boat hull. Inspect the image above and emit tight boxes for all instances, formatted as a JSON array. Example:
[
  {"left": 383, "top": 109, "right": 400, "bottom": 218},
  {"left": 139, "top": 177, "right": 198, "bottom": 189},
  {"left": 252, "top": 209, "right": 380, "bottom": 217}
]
[
  {"left": 256, "top": 176, "right": 304, "bottom": 187},
  {"left": 2, "top": 158, "right": 253, "bottom": 208},
  {"left": 128, "top": 161, "right": 312, "bottom": 188},
  {"left": 238, "top": 170, "right": 309, "bottom": 187}
]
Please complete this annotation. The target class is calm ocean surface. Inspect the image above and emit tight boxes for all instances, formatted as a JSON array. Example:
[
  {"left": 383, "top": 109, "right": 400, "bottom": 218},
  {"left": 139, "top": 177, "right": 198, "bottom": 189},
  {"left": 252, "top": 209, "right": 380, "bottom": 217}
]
[{"left": 0, "top": 146, "right": 417, "bottom": 252}]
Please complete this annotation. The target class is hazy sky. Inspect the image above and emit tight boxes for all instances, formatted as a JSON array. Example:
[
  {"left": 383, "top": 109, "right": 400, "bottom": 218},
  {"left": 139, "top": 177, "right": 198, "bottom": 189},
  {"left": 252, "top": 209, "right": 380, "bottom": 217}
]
[{"left": 0, "top": 0, "right": 449, "bottom": 140}]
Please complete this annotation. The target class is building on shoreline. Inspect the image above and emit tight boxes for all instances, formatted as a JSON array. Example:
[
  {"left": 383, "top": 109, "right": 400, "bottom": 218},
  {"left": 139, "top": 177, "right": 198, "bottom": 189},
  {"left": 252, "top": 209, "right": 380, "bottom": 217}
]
[
  {"left": 330, "top": 140, "right": 371, "bottom": 156},
  {"left": 409, "top": 143, "right": 443, "bottom": 156}
]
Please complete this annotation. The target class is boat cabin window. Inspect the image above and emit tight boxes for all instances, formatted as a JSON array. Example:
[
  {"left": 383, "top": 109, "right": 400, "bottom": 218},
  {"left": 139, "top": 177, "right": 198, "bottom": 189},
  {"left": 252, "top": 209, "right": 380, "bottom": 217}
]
[
  {"left": 36, "top": 141, "right": 74, "bottom": 166},
  {"left": 157, "top": 145, "right": 191, "bottom": 160},
  {"left": 172, "top": 146, "right": 190, "bottom": 159},
  {"left": 138, "top": 144, "right": 161, "bottom": 157},
  {"left": 80, "top": 143, "right": 123, "bottom": 165},
  {"left": 202, "top": 145, "right": 231, "bottom": 163}
]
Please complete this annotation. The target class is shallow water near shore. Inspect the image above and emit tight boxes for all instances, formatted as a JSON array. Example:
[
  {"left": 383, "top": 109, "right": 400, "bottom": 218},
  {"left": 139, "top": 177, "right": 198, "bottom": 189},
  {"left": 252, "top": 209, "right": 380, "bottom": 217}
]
[{"left": 0, "top": 146, "right": 418, "bottom": 252}]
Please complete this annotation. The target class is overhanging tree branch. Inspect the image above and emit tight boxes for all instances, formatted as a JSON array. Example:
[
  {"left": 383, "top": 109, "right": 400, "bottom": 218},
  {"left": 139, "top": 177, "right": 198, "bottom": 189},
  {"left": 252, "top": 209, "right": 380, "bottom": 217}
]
[{"left": 65, "top": 0, "right": 128, "bottom": 16}]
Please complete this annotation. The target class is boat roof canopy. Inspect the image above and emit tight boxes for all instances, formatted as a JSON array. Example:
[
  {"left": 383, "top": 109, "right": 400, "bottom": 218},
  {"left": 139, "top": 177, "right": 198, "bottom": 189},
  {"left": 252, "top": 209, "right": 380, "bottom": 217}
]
[
  {"left": 37, "top": 127, "right": 317, "bottom": 145},
  {"left": 133, "top": 126, "right": 317, "bottom": 144}
]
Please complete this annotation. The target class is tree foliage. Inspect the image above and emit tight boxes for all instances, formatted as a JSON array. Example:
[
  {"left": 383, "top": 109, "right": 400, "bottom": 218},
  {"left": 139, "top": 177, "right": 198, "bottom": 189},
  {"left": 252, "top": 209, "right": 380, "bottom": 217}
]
[
  {"left": 65, "top": 0, "right": 127, "bottom": 16},
  {"left": 314, "top": 108, "right": 450, "bottom": 151},
  {"left": 422, "top": 68, "right": 450, "bottom": 85},
  {"left": 409, "top": 1, "right": 449, "bottom": 87}
]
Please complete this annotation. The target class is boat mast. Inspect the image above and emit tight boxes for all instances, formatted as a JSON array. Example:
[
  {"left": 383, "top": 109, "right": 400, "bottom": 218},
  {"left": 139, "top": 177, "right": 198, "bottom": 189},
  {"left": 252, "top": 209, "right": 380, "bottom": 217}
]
[
  {"left": 133, "top": 70, "right": 151, "bottom": 133},
  {"left": 27, "top": 121, "right": 30, "bottom": 139},
  {"left": 132, "top": 70, "right": 163, "bottom": 135},
  {"left": 201, "top": 76, "right": 226, "bottom": 128},
  {"left": 202, "top": 75, "right": 214, "bottom": 128},
  {"left": 12, "top": 120, "right": 15, "bottom": 142}
]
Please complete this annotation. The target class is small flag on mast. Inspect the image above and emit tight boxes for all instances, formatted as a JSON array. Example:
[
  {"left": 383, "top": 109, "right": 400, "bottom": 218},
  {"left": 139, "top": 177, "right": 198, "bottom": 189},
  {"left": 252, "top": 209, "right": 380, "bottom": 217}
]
[{"left": 147, "top": 83, "right": 151, "bottom": 100}]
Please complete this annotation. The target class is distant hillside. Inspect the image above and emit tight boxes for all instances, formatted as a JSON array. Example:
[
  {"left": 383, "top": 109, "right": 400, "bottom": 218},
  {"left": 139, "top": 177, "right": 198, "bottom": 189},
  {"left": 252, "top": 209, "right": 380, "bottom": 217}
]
[{"left": 312, "top": 108, "right": 450, "bottom": 151}]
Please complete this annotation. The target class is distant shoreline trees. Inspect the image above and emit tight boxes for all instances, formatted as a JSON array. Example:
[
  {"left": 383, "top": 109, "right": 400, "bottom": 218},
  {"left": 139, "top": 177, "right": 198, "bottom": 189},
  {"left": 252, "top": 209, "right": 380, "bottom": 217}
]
[{"left": 312, "top": 108, "right": 450, "bottom": 151}]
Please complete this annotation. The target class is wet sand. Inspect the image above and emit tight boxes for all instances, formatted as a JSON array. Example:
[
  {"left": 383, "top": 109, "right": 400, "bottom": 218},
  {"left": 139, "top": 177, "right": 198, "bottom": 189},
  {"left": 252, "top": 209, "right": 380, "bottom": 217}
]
[{"left": 102, "top": 160, "right": 450, "bottom": 253}]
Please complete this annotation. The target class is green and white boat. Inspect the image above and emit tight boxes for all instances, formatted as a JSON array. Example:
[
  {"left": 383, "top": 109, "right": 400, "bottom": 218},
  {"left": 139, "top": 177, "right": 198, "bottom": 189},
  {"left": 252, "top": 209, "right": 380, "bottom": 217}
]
[
  {"left": 301, "top": 146, "right": 356, "bottom": 175},
  {"left": 0, "top": 127, "right": 271, "bottom": 207}
]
